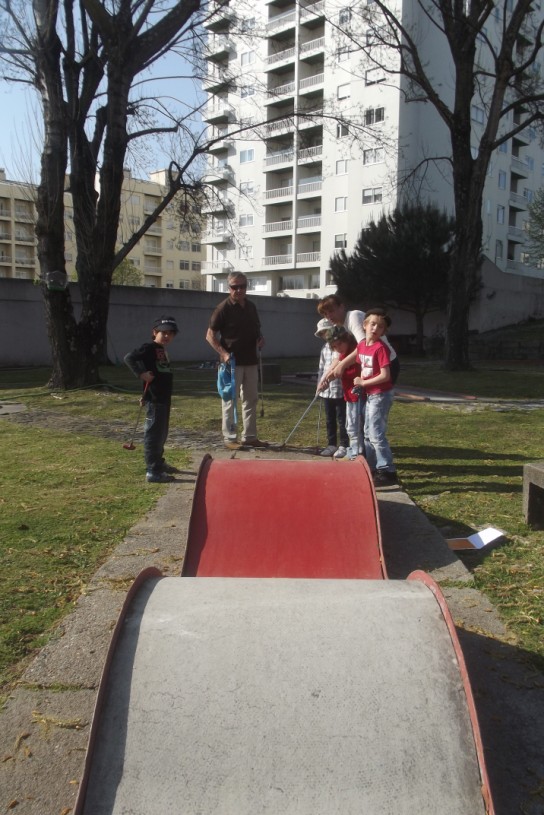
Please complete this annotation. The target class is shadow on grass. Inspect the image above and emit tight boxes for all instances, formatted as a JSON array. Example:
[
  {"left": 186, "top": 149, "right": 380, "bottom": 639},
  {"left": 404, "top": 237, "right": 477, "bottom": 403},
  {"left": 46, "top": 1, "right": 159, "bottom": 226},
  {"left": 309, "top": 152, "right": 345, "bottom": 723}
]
[
  {"left": 456, "top": 629, "right": 544, "bottom": 815},
  {"left": 395, "top": 444, "right": 532, "bottom": 462}
]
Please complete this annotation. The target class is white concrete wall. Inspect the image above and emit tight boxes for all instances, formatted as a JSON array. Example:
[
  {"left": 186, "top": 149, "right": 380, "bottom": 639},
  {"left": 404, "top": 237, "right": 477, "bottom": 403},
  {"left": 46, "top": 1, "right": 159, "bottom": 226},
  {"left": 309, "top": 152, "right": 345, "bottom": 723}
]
[{"left": 0, "top": 280, "right": 322, "bottom": 367}]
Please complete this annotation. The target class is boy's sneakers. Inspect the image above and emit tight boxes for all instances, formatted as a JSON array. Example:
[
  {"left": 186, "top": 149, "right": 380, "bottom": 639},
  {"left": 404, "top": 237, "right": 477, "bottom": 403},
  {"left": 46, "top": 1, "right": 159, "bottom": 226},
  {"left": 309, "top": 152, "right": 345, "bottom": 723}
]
[
  {"left": 333, "top": 446, "right": 347, "bottom": 459},
  {"left": 225, "top": 440, "right": 242, "bottom": 450},
  {"left": 346, "top": 447, "right": 358, "bottom": 461},
  {"left": 372, "top": 470, "right": 398, "bottom": 488},
  {"left": 146, "top": 471, "right": 175, "bottom": 483},
  {"left": 162, "top": 463, "right": 180, "bottom": 474},
  {"left": 320, "top": 445, "right": 337, "bottom": 457}
]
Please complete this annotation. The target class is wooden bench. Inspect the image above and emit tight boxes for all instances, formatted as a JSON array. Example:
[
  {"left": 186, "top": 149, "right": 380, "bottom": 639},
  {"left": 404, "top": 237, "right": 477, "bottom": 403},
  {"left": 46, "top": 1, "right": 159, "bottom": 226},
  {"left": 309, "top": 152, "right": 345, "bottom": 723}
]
[{"left": 523, "top": 461, "right": 544, "bottom": 528}]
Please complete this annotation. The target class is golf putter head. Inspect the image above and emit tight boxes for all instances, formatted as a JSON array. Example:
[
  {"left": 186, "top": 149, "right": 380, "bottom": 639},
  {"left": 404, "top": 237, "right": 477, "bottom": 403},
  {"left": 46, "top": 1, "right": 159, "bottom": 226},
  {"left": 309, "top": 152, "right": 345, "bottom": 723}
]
[{"left": 123, "top": 441, "right": 136, "bottom": 450}]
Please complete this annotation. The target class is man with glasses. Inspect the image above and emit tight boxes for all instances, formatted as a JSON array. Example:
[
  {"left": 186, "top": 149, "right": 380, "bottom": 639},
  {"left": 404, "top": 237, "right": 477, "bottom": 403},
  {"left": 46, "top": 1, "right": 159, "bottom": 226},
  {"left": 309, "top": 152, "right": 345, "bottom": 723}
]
[{"left": 206, "top": 271, "right": 267, "bottom": 450}]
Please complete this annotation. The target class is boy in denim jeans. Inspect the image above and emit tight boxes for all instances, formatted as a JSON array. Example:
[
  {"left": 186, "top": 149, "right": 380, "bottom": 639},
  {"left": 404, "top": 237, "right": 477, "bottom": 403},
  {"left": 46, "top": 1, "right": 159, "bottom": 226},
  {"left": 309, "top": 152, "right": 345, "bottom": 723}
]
[{"left": 354, "top": 310, "right": 398, "bottom": 487}]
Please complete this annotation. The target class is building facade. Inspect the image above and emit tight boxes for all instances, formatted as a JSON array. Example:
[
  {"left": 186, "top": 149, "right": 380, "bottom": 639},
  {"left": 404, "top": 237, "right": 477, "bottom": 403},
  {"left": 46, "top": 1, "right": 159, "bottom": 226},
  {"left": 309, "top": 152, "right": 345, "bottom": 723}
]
[
  {"left": 0, "top": 168, "right": 204, "bottom": 290},
  {"left": 200, "top": 0, "right": 544, "bottom": 302}
]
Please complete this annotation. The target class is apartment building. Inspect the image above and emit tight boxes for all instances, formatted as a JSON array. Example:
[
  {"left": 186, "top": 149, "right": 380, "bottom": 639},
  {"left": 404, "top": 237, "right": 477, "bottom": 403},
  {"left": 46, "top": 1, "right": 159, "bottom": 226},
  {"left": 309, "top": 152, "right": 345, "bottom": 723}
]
[
  {"left": 0, "top": 168, "right": 204, "bottom": 290},
  {"left": 201, "top": 0, "right": 544, "bottom": 300}
]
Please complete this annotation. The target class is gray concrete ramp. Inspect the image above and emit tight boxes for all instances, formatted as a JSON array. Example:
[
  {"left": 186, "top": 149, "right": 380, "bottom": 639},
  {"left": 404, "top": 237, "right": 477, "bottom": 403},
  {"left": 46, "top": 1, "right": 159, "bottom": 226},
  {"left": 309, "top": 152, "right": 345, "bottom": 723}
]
[{"left": 77, "top": 576, "right": 490, "bottom": 814}]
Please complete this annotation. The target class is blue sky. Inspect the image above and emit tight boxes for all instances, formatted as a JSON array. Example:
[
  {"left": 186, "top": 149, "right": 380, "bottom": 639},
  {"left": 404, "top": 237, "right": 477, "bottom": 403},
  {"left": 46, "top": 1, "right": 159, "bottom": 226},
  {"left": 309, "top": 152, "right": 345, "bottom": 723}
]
[{"left": 0, "top": 53, "right": 204, "bottom": 184}]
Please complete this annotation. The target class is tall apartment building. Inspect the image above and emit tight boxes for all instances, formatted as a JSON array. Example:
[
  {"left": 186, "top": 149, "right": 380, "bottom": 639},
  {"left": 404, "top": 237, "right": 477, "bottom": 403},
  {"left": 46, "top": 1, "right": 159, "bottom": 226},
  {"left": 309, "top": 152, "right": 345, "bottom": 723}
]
[
  {"left": 0, "top": 168, "right": 204, "bottom": 290},
  {"left": 201, "top": 0, "right": 544, "bottom": 302}
]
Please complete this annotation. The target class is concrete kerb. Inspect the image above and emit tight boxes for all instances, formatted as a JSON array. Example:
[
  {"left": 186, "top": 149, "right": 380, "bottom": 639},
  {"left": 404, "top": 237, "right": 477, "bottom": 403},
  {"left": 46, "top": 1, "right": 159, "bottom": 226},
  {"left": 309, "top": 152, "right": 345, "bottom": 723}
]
[{"left": 0, "top": 449, "right": 542, "bottom": 815}]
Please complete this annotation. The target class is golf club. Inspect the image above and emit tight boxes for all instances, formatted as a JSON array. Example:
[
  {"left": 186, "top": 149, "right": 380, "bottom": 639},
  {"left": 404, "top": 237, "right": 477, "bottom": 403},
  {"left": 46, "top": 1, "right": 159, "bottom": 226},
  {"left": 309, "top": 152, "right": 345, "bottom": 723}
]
[
  {"left": 281, "top": 392, "right": 320, "bottom": 449},
  {"left": 316, "top": 395, "right": 322, "bottom": 454},
  {"left": 258, "top": 348, "right": 265, "bottom": 418},
  {"left": 123, "top": 382, "right": 149, "bottom": 450}
]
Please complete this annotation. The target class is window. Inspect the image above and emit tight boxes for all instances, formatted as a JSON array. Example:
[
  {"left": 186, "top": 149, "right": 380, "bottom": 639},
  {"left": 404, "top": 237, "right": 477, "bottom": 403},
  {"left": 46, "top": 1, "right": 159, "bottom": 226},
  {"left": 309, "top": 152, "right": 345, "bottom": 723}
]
[
  {"left": 526, "top": 156, "right": 535, "bottom": 171},
  {"left": 498, "top": 170, "right": 507, "bottom": 189},
  {"left": 336, "top": 159, "right": 348, "bottom": 175},
  {"left": 179, "top": 260, "right": 190, "bottom": 270},
  {"left": 362, "top": 187, "right": 383, "bottom": 204},
  {"left": 178, "top": 240, "right": 190, "bottom": 251},
  {"left": 167, "top": 239, "right": 174, "bottom": 250},
  {"left": 240, "top": 181, "right": 255, "bottom": 195},
  {"left": 364, "top": 106, "right": 385, "bottom": 125},
  {"left": 239, "top": 246, "right": 254, "bottom": 259},
  {"left": 471, "top": 105, "right": 485, "bottom": 124},
  {"left": 335, "top": 197, "right": 347, "bottom": 212},
  {"left": 365, "top": 67, "right": 385, "bottom": 85},
  {"left": 239, "top": 213, "right": 254, "bottom": 226},
  {"left": 192, "top": 261, "right": 201, "bottom": 272},
  {"left": 241, "top": 50, "right": 255, "bottom": 66},
  {"left": 241, "top": 86, "right": 255, "bottom": 98},
  {"left": 192, "top": 243, "right": 201, "bottom": 252},
  {"left": 336, "top": 123, "right": 349, "bottom": 138},
  {"left": 191, "top": 279, "right": 202, "bottom": 290},
  {"left": 339, "top": 7, "right": 352, "bottom": 25},
  {"left": 497, "top": 205, "right": 505, "bottom": 224},
  {"left": 179, "top": 279, "right": 190, "bottom": 289},
  {"left": 240, "top": 149, "right": 255, "bottom": 163},
  {"left": 240, "top": 17, "right": 256, "bottom": 32},
  {"left": 166, "top": 282, "right": 174, "bottom": 288},
  {"left": 336, "top": 46, "right": 350, "bottom": 62},
  {"left": 280, "top": 275, "right": 304, "bottom": 290},
  {"left": 166, "top": 260, "right": 174, "bottom": 271},
  {"left": 335, "top": 233, "right": 347, "bottom": 249},
  {"left": 495, "top": 240, "right": 503, "bottom": 261},
  {"left": 363, "top": 148, "right": 384, "bottom": 165},
  {"left": 523, "top": 188, "right": 534, "bottom": 202},
  {"left": 498, "top": 142, "right": 508, "bottom": 153},
  {"left": 337, "top": 83, "right": 351, "bottom": 99}
]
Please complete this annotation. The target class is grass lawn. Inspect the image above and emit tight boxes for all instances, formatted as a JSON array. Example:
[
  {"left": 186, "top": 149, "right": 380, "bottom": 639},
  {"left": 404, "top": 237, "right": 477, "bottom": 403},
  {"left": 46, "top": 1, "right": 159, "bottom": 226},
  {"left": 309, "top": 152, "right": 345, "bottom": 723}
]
[{"left": 1, "top": 357, "right": 543, "bottom": 700}]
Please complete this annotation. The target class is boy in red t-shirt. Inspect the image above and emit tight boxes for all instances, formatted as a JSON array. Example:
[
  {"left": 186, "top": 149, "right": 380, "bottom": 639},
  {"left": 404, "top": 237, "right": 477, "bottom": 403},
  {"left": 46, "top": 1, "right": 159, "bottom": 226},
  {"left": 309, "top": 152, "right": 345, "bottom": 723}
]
[{"left": 354, "top": 310, "right": 397, "bottom": 486}]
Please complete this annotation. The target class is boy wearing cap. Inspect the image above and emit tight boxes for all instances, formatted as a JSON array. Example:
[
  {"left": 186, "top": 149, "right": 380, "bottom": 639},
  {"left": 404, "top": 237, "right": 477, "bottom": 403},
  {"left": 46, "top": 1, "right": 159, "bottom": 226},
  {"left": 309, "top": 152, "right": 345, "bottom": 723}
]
[
  {"left": 315, "top": 318, "right": 349, "bottom": 458},
  {"left": 124, "top": 316, "right": 179, "bottom": 483}
]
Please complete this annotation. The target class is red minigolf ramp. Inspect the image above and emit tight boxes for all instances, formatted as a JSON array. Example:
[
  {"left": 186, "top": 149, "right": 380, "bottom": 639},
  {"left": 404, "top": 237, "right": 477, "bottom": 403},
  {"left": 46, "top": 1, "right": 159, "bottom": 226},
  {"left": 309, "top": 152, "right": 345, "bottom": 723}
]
[{"left": 75, "top": 457, "right": 494, "bottom": 815}]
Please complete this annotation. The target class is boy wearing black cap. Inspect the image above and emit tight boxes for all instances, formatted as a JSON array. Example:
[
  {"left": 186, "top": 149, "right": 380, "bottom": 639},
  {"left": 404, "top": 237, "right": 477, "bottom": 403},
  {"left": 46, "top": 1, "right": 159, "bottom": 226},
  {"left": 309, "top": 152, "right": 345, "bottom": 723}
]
[{"left": 124, "top": 316, "right": 179, "bottom": 483}]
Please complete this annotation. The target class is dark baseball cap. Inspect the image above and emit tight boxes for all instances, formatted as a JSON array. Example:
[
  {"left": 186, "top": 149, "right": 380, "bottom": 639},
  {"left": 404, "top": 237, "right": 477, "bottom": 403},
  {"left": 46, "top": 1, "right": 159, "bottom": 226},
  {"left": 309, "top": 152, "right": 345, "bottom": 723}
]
[{"left": 153, "top": 316, "right": 179, "bottom": 334}]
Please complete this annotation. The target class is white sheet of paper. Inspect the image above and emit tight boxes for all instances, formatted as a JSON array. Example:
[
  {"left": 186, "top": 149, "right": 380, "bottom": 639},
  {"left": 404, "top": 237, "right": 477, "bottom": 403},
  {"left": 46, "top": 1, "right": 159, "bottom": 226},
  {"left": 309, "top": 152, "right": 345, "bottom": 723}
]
[{"left": 467, "top": 527, "right": 504, "bottom": 549}]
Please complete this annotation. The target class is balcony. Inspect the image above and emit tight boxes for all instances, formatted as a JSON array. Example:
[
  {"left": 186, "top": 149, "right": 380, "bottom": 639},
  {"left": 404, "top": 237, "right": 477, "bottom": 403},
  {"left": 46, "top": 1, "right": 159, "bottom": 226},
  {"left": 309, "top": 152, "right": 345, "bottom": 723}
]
[
  {"left": 267, "top": 9, "right": 296, "bottom": 35},
  {"left": 143, "top": 266, "right": 161, "bottom": 275},
  {"left": 296, "top": 251, "right": 321, "bottom": 265},
  {"left": 511, "top": 157, "right": 529, "bottom": 177},
  {"left": 204, "top": 65, "right": 233, "bottom": 92},
  {"left": 202, "top": 229, "right": 231, "bottom": 244},
  {"left": 14, "top": 232, "right": 34, "bottom": 242},
  {"left": 507, "top": 225, "right": 525, "bottom": 242},
  {"left": 264, "top": 149, "right": 294, "bottom": 170},
  {"left": 299, "top": 36, "right": 325, "bottom": 58},
  {"left": 202, "top": 260, "right": 234, "bottom": 275},
  {"left": 204, "top": 102, "right": 235, "bottom": 124},
  {"left": 0, "top": 207, "right": 10, "bottom": 218},
  {"left": 263, "top": 219, "right": 293, "bottom": 234},
  {"left": 0, "top": 231, "right": 11, "bottom": 240},
  {"left": 265, "top": 80, "right": 296, "bottom": 105},
  {"left": 203, "top": 1, "right": 236, "bottom": 30},
  {"left": 297, "top": 215, "right": 321, "bottom": 230},
  {"left": 299, "top": 72, "right": 324, "bottom": 94},
  {"left": 509, "top": 192, "right": 529, "bottom": 210},
  {"left": 264, "top": 185, "right": 294, "bottom": 202},
  {"left": 144, "top": 243, "right": 162, "bottom": 255},
  {"left": 265, "top": 116, "right": 295, "bottom": 137},
  {"left": 298, "top": 144, "right": 323, "bottom": 163},
  {"left": 208, "top": 136, "right": 232, "bottom": 154},
  {"left": 202, "top": 195, "right": 234, "bottom": 215},
  {"left": 263, "top": 254, "right": 293, "bottom": 267},
  {"left": 203, "top": 34, "right": 232, "bottom": 60},
  {"left": 0, "top": 254, "right": 12, "bottom": 264},
  {"left": 14, "top": 209, "right": 34, "bottom": 221},
  {"left": 14, "top": 255, "right": 35, "bottom": 266},
  {"left": 300, "top": 1, "right": 325, "bottom": 23},
  {"left": 264, "top": 46, "right": 296, "bottom": 70},
  {"left": 203, "top": 165, "right": 235, "bottom": 185},
  {"left": 147, "top": 224, "right": 162, "bottom": 235},
  {"left": 297, "top": 179, "right": 322, "bottom": 196}
]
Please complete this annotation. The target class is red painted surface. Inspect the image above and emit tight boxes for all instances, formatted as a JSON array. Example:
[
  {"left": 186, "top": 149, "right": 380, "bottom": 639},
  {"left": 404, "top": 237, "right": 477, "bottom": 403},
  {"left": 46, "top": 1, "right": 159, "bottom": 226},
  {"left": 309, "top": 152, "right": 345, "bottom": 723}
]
[{"left": 183, "top": 456, "right": 386, "bottom": 579}]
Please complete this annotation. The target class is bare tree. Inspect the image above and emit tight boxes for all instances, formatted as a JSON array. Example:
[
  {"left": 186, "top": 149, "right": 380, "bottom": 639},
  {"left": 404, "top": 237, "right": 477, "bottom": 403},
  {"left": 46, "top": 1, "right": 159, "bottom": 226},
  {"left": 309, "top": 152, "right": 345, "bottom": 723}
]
[
  {"left": 323, "top": 0, "right": 544, "bottom": 369},
  {"left": 0, "top": 0, "right": 204, "bottom": 387}
]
